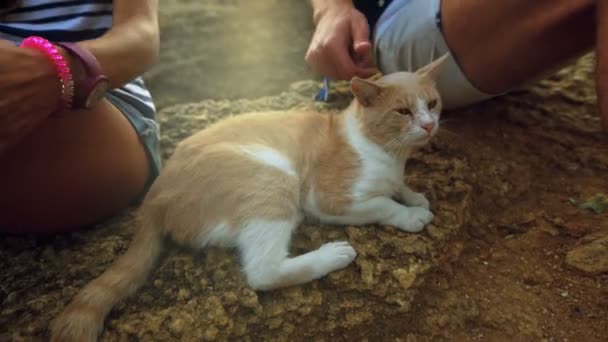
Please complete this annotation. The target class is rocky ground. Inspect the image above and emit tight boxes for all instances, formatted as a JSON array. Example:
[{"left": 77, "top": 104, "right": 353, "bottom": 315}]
[{"left": 1, "top": 1, "right": 607, "bottom": 341}]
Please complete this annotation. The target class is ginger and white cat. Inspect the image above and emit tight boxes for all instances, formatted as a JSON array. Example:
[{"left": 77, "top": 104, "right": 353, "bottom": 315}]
[{"left": 50, "top": 54, "right": 448, "bottom": 341}]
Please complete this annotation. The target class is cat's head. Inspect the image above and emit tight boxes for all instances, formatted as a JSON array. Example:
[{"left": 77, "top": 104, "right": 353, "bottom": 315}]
[{"left": 349, "top": 54, "right": 449, "bottom": 157}]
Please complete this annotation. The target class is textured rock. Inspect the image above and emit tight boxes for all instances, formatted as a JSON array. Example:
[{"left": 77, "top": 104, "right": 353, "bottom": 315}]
[{"left": 566, "top": 233, "right": 608, "bottom": 275}]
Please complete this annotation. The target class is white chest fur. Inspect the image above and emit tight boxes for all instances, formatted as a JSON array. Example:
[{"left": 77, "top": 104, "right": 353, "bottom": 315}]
[{"left": 343, "top": 112, "right": 405, "bottom": 200}]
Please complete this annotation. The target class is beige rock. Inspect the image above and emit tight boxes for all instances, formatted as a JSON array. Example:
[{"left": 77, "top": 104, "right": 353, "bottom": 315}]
[
  {"left": 566, "top": 233, "right": 608, "bottom": 275},
  {"left": 392, "top": 268, "right": 418, "bottom": 290}
]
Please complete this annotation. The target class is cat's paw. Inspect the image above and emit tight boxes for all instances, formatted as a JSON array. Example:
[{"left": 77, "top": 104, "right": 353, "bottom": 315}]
[
  {"left": 314, "top": 241, "right": 357, "bottom": 276},
  {"left": 389, "top": 207, "right": 434, "bottom": 233},
  {"left": 403, "top": 192, "right": 430, "bottom": 209}
]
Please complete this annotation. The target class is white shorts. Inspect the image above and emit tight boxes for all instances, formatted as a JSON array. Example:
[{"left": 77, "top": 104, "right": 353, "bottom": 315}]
[{"left": 372, "top": 0, "right": 497, "bottom": 109}]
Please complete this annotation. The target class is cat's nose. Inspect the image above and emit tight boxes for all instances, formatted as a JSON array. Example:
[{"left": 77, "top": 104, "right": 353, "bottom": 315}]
[{"left": 421, "top": 122, "right": 435, "bottom": 134}]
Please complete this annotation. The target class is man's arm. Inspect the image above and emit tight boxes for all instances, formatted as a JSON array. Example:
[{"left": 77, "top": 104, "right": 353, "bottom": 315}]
[
  {"left": 306, "top": 0, "right": 377, "bottom": 81},
  {"left": 597, "top": 0, "right": 608, "bottom": 131},
  {"left": 76, "top": 0, "right": 159, "bottom": 89},
  {"left": 310, "top": 0, "right": 353, "bottom": 25}
]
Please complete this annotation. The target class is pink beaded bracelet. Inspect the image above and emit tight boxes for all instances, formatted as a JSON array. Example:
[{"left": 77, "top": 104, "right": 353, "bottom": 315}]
[{"left": 20, "top": 36, "right": 74, "bottom": 111}]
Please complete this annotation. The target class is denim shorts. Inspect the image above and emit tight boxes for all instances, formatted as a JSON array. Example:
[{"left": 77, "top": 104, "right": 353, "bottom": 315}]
[{"left": 106, "top": 91, "right": 162, "bottom": 198}]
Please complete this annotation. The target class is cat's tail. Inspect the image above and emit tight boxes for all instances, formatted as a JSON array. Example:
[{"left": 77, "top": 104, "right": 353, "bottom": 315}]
[{"left": 49, "top": 211, "right": 164, "bottom": 342}]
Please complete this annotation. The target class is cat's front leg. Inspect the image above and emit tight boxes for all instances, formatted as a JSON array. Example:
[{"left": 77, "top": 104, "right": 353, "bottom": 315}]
[
  {"left": 396, "top": 184, "right": 430, "bottom": 210},
  {"left": 351, "top": 197, "right": 433, "bottom": 233}
]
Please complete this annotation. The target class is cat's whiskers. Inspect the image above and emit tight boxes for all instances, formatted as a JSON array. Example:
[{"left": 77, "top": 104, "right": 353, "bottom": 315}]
[
  {"left": 383, "top": 136, "right": 399, "bottom": 152},
  {"left": 432, "top": 118, "right": 462, "bottom": 139},
  {"left": 384, "top": 136, "right": 405, "bottom": 157},
  {"left": 386, "top": 135, "right": 412, "bottom": 160},
  {"left": 436, "top": 126, "right": 462, "bottom": 139},
  {"left": 438, "top": 117, "right": 458, "bottom": 124},
  {"left": 399, "top": 137, "right": 414, "bottom": 157},
  {"left": 386, "top": 137, "right": 401, "bottom": 151}
]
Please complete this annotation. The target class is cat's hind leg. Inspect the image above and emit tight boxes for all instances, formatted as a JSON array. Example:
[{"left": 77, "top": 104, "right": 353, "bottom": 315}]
[
  {"left": 208, "top": 144, "right": 357, "bottom": 290},
  {"left": 237, "top": 218, "right": 357, "bottom": 291}
]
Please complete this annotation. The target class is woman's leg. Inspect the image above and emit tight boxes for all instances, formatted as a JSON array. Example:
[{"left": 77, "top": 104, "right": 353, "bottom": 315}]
[
  {"left": 441, "top": 0, "right": 596, "bottom": 94},
  {"left": 0, "top": 99, "right": 153, "bottom": 233}
]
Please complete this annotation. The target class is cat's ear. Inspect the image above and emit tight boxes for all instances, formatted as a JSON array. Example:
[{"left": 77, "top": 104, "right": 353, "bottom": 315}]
[
  {"left": 351, "top": 76, "right": 384, "bottom": 107},
  {"left": 416, "top": 53, "right": 450, "bottom": 80}
]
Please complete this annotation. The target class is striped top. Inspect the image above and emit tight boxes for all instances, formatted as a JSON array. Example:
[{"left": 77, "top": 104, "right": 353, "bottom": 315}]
[{"left": 0, "top": 0, "right": 156, "bottom": 117}]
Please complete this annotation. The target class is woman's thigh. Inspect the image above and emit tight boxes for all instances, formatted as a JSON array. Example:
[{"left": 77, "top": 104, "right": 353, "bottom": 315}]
[{"left": 0, "top": 99, "right": 155, "bottom": 233}]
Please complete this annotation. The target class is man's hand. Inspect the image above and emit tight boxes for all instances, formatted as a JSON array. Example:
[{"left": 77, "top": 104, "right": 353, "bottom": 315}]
[
  {"left": 305, "top": 1, "right": 378, "bottom": 81},
  {"left": 0, "top": 39, "right": 64, "bottom": 155}
]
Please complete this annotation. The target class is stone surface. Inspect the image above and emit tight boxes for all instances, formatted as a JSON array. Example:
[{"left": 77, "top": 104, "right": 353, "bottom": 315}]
[
  {"left": 566, "top": 233, "right": 608, "bottom": 275},
  {"left": 147, "top": 0, "right": 315, "bottom": 109}
]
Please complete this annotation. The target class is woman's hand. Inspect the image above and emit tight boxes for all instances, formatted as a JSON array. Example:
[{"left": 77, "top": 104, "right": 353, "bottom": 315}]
[
  {"left": 305, "top": 1, "right": 379, "bottom": 81},
  {"left": 0, "top": 39, "right": 63, "bottom": 155}
]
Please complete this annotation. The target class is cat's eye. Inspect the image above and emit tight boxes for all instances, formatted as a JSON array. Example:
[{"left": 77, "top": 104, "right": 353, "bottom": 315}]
[
  {"left": 427, "top": 99, "right": 438, "bottom": 109},
  {"left": 396, "top": 108, "right": 412, "bottom": 116}
]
